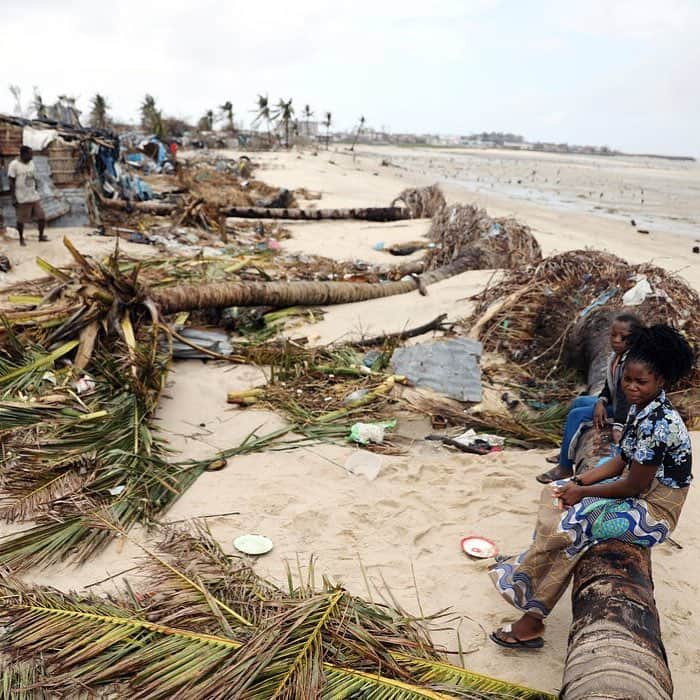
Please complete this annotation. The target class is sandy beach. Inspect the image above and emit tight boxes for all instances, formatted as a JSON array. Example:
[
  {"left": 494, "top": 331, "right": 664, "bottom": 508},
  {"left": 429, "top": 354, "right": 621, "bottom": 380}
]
[{"left": 3, "top": 145, "right": 700, "bottom": 697}]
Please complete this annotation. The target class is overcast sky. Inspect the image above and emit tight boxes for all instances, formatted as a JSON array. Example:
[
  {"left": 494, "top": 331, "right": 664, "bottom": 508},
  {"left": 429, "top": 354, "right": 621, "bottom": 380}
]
[{"left": 3, "top": 0, "right": 699, "bottom": 156}]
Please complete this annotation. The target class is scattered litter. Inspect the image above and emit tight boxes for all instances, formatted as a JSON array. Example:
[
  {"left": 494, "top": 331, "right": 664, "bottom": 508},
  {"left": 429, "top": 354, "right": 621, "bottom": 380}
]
[
  {"left": 0, "top": 255, "right": 11, "bottom": 272},
  {"left": 461, "top": 536, "right": 498, "bottom": 559},
  {"left": 424, "top": 434, "right": 491, "bottom": 455},
  {"left": 391, "top": 338, "right": 482, "bottom": 402},
  {"left": 205, "top": 458, "right": 227, "bottom": 472},
  {"left": 344, "top": 389, "right": 369, "bottom": 405},
  {"left": 453, "top": 428, "right": 505, "bottom": 449},
  {"left": 74, "top": 375, "right": 96, "bottom": 395},
  {"left": 167, "top": 327, "right": 234, "bottom": 359},
  {"left": 579, "top": 287, "right": 618, "bottom": 317},
  {"left": 622, "top": 277, "right": 653, "bottom": 306},
  {"left": 385, "top": 241, "right": 428, "bottom": 256},
  {"left": 373, "top": 241, "right": 385, "bottom": 251},
  {"left": 637, "top": 228, "right": 650, "bottom": 235},
  {"left": 362, "top": 350, "right": 383, "bottom": 368},
  {"left": 108, "top": 485, "right": 126, "bottom": 496},
  {"left": 343, "top": 451, "right": 383, "bottom": 481},
  {"left": 693, "top": 246, "right": 699, "bottom": 254},
  {"left": 233, "top": 534, "right": 273, "bottom": 555},
  {"left": 349, "top": 419, "right": 396, "bottom": 445}
]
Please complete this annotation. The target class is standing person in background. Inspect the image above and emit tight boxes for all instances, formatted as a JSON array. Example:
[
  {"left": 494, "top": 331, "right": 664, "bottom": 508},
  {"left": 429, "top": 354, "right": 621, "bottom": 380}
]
[{"left": 8, "top": 146, "right": 47, "bottom": 246}]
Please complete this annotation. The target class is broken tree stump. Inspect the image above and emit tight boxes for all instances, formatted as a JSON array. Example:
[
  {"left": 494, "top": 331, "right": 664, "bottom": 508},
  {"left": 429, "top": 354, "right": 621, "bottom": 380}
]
[
  {"left": 560, "top": 426, "right": 672, "bottom": 700},
  {"left": 223, "top": 206, "right": 411, "bottom": 221}
]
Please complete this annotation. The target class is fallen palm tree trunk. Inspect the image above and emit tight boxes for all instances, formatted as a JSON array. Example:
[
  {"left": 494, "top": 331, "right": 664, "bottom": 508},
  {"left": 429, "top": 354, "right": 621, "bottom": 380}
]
[
  {"left": 97, "top": 195, "right": 177, "bottom": 215},
  {"left": 561, "top": 317, "right": 672, "bottom": 699},
  {"left": 149, "top": 257, "right": 472, "bottom": 314},
  {"left": 223, "top": 205, "right": 411, "bottom": 221}
]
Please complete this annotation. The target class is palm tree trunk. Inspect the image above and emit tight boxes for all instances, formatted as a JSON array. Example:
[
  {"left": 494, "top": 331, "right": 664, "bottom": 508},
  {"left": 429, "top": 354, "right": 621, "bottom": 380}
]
[
  {"left": 149, "top": 257, "right": 471, "bottom": 315},
  {"left": 560, "top": 315, "right": 672, "bottom": 700},
  {"left": 223, "top": 206, "right": 410, "bottom": 221}
]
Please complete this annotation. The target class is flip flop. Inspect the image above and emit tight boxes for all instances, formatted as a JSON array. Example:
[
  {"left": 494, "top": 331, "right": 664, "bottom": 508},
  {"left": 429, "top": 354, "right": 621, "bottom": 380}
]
[
  {"left": 535, "top": 466, "right": 572, "bottom": 484},
  {"left": 545, "top": 453, "right": 559, "bottom": 464},
  {"left": 490, "top": 624, "right": 544, "bottom": 649}
]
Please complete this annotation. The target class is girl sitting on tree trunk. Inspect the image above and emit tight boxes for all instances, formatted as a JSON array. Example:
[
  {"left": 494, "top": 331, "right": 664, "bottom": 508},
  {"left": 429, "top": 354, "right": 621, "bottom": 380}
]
[
  {"left": 536, "top": 312, "right": 644, "bottom": 484},
  {"left": 489, "top": 324, "right": 694, "bottom": 649}
]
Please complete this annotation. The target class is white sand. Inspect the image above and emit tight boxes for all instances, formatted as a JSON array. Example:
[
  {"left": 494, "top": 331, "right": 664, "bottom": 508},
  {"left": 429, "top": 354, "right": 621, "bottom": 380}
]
[{"left": 3, "top": 146, "right": 700, "bottom": 697}]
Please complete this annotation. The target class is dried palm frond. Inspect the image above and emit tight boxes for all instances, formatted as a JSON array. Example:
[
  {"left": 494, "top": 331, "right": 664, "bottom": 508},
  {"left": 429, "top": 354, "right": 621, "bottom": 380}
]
[
  {"left": 462, "top": 250, "right": 700, "bottom": 392},
  {"left": 392, "top": 185, "right": 446, "bottom": 218},
  {"left": 424, "top": 204, "right": 542, "bottom": 271},
  {"left": 0, "top": 525, "right": 556, "bottom": 699}
]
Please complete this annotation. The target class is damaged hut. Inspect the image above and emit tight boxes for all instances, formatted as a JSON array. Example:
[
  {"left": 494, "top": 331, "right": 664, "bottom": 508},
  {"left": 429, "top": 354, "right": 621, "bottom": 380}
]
[{"left": 0, "top": 113, "right": 118, "bottom": 229}]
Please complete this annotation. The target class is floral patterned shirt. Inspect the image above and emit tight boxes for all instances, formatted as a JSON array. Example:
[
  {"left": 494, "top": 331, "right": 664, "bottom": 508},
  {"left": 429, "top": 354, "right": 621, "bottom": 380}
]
[{"left": 620, "top": 390, "right": 692, "bottom": 488}]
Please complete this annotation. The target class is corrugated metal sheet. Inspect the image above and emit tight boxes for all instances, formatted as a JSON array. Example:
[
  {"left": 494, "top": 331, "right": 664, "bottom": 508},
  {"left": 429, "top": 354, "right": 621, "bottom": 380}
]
[
  {"left": 391, "top": 337, "right": 483, "bottom": 402},
  {"left": 34, "top": 156, "right": 70, "bottom": 221},
  {"left": 54, "top": 187, "right": 89, "bottom": 227}
]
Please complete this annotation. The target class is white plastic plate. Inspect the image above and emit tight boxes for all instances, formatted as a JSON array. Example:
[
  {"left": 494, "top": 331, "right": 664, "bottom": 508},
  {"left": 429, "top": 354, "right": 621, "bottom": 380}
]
[{"left": 234, "top": 534, "right": 273, "bottom": 555}]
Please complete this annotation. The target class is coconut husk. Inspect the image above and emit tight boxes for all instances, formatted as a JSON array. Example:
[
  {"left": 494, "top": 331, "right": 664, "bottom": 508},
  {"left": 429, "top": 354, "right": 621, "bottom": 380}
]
[
  {"left": 391, "top": 184, "right": 446, "bottom": 218},
  {"left": 423, "top": 204, "right": 542, "bottom": 270}
]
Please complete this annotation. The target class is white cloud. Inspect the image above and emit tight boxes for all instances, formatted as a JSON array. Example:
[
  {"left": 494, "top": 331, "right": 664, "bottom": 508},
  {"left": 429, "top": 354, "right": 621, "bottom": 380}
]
[{"left": 0, "top": 0, "right": 697, "bottom": 155}]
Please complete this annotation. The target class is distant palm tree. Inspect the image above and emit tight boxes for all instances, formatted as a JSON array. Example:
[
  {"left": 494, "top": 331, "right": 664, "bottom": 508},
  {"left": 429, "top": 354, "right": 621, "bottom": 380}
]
[
  {"left": 277, "top": 98, "right": 294, "bottom": 148},
  {"left": 140, "top": 94, "right": 166, "bottom": 139},
  {"left": 350, "top": 115, "right": 366, "bottom": 152},
  {"left": 302, "top": 104, "right": 314, "bottom": 138},
  {"left": 32, "top": 88, "right": 47, "bottom": 119},
  {"left": 253, "top": 94, "right": 276, "bottom": 147},
  {"left": 323, "top": 111, "right": 332, "bottom": 150},
  {"left": 220, "top": 101, "right": 235, "bottom": 133},
  {"left": 88, "top": 93, "right": 110, "bottom": 129}
]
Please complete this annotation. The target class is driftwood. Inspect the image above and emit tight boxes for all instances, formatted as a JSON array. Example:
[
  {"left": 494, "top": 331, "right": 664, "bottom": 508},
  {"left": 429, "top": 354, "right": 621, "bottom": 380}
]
[
  {"left": 561, "top": 313, "right": 672, "bottom": 699},
  {"left": 357, "top": 313, "right": 448, "bottom": 347},
  {"left": 223, "top": 206, "right": 411, "bottom": 221}
]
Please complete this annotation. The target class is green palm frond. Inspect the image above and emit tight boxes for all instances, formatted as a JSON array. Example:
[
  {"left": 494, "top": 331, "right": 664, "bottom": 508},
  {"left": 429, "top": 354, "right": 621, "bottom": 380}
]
[
  {"left": 147, "top": 523, "right": 273, "bottom": 629},
  {"left": 322, "top": 666, "right": 453, "bottom": 699},
  {"left": 0, "top": 527, "right": 556, "bottom": 699},
  {"left": 394, "top": 654, "right": 557, "bottom": 699},
  {"left": 0, "top": 340, "right": 78, "bottom": 396},
  {"left": 0, "top": 466, "right": 91, "bottom": 521},
  {"left": 225, "top": 589, "right": 344, "bottom": 699},
  {"left": 0, "top": 658, "right": 47, "bottom": 700}
]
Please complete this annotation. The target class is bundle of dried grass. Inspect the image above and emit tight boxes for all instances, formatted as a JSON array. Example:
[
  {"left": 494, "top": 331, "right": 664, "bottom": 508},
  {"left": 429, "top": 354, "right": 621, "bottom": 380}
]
[
  {"left": 423, "top": 204, "right": 542, "bottom": 271},
  {"left": 391, "top": 184, "right": 446, "bottom": 218},
  {"left": 176, "top": 165, "right": 298, "bottom": 217},
  {"left": 463, "top": 249, "right": 700, "bottom": 402}
]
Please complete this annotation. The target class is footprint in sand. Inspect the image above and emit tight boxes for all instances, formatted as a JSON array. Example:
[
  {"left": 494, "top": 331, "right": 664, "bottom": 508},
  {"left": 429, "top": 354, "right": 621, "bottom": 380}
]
[{"left": 290, "top": 510, "right": 329, "bottom": 537}]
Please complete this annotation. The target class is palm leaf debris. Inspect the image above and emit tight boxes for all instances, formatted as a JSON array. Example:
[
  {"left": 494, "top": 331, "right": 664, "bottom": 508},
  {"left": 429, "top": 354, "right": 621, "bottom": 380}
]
[{"left": 0, "top": 524, "right": 556, "bottom": 699}]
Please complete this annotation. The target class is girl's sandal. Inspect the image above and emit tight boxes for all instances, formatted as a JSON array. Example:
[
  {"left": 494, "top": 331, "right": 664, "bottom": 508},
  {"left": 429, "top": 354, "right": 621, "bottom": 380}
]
[{"left": 490, "top": 624, "right": 544, "bottom": 649}]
